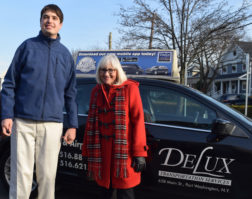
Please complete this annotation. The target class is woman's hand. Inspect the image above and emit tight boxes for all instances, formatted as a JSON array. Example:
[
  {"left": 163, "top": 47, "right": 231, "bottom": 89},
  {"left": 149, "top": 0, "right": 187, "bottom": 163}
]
[{"left": 131, "top": 157, "right": 146, "bottom": 172}]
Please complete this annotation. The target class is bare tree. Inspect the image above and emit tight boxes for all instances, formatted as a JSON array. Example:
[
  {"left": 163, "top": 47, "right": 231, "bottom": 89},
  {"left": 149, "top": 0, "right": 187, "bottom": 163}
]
[
  {"left": 71, "top": 48, "right": 81, "bottom": 65},
  {"left": 117, "top": 0, "right": 252, "bottom": 84},
  {"left": 71, "top": 46, "right": 105, "bottom": 65},
  {"left": 189, "top": 16, "right": 245, "bottom": 93},
  {"left": 192, "top": 31, "right": 242, "bottom": 93}
]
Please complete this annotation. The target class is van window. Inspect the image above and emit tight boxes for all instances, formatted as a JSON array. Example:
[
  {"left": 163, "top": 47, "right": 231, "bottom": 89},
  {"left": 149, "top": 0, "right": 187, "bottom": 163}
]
[{"left": 140, "top": 85, "right": 217, "bottom": 130}]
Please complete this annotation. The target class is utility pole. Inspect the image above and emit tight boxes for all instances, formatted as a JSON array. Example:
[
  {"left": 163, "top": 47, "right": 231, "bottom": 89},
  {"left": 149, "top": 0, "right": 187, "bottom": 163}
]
[
  {"left": 245, "top": 53, "right": 250, "bottom": 116},
  {"left": 109, "top": 32, "right": 112, "bottom": 50},
  {"left": 184, "top": 62, "right": 188, "bottom": 86},
  {"left": 149, "top": 12, "right": 156, "bottom": 49}
]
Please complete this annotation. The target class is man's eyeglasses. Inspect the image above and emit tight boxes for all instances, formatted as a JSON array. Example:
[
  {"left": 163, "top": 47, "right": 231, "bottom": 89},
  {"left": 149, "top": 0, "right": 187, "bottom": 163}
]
[{"left": 99, "top": 68, "right": 116, "bottom": 74}]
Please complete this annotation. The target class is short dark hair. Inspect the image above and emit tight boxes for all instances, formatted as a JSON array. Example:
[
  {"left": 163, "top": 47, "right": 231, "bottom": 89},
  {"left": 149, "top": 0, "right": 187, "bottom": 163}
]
[{"left": 40, "top": 4, "right": 63, "bottom": 23}]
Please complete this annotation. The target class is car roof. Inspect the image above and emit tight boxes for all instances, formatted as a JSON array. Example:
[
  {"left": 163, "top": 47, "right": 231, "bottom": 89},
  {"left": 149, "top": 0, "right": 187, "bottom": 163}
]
[
  {"left": 76, "top": 74, "right": 180, "bottom": 83},
  {"left": 76, "top": 75, "right": 180, "bottom": 87}
]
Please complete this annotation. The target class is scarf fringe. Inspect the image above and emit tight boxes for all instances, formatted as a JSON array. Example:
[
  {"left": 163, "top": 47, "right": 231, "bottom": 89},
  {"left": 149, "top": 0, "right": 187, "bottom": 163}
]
[
  {"left": 115, "top": 167, "right": 129, "bottom": 179},
  {"left": 88, "top": 168, "right": 102, "bottom": 180}
]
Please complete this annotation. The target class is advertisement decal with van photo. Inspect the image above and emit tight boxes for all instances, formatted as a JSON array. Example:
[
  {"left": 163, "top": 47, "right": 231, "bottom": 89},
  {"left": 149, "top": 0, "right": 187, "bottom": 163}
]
[{"left": 75, "top": 50, "right": 179, "bottom": 80}]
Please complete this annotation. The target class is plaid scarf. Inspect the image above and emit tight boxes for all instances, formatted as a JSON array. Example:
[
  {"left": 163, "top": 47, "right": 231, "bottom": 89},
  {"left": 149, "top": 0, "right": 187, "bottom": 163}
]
[{"left": 86, "top": 85, "right": 128, "bottom": 180}]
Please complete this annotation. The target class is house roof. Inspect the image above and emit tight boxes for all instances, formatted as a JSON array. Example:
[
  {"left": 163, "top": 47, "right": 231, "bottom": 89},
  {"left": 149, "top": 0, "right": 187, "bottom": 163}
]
[
  {"left": 187, "top": 65, "right": 199, "bottom": 71},
  {"left": 236, "top": 41, "right": 252, "bottom": 57},
  {"left": 216, "top": 72, "right": 246, "bottom": 80}
]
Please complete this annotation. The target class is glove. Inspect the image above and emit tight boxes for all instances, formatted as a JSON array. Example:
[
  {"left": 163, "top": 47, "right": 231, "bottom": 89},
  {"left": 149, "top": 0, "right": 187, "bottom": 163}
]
[{"left": 131, "top": 157, "right": 146, "bottom": 172}]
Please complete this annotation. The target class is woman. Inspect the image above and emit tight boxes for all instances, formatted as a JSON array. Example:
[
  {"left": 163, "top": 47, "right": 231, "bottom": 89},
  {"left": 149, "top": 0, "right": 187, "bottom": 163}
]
[{"left": 82, "top": 54, "right": 148, "bottom": 199}]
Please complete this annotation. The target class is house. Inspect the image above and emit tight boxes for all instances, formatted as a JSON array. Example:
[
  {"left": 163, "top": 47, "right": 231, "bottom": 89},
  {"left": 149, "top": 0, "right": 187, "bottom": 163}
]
[
  {"left": 187, "top": 64, "right": 216, "bottom": 94},
  {"left": 187, "top": 65, "right": 200, "bottom": 88},
  {"left": 0, "top": 71, "right": 6, "bottom": 90},
  {"left": 211, "top": 41, "right": 252, "bottom": 99}
]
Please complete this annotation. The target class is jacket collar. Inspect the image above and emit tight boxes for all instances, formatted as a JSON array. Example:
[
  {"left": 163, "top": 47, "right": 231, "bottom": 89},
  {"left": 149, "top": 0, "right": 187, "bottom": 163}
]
[
  {"left": 38, "top": 31, "right": 61, "bottom": 47},
  {"left": 99, "top": 79, "right": 139, "bottom": 107},
  {"left": 100, "top": 79, "right": 139, "bottom": 89}
]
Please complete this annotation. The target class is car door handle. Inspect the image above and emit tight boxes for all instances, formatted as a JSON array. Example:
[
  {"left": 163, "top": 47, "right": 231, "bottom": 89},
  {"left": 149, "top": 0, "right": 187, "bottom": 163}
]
[{"left": 147, "top": 137, "right": 161, "bottom": 142}]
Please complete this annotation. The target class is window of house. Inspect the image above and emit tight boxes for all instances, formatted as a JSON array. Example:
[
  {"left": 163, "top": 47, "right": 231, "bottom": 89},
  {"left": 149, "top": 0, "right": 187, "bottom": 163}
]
[
  {"left": 231, "top": 81, "right": 236, "bottom": 92},
  {"left": 242, "top": 64, "right": 247, "bottom": 72},
  {"left": 223, "top": 82, "right": 229, "bottom": 93},
  {"left": 242, "top": 81, "right": 246, "bottom": 90},
  {"left": 232, "top": 64, "right": 237, "bottom": 73},
  {"left": 222, "top": 66, "right": 227, "bottom": 74},
  {"left": 233, "top": 50, "right": 236, "bottom": 56},
  {"left": 188, "top": 71, "right": 192, "bottom": 77},
  {"left": 232, "top": 84, "right": 236, "bottom": 90}
]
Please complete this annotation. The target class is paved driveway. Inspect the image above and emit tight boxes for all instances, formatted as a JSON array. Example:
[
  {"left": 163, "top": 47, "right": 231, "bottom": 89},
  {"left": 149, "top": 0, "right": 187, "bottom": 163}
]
[
  {"left": 0, "top": 179, "right": 8, "bottom": 199},
  {"left": 0, "top": 178, "right": 187, "bottom": 199},
  {"left": 0, "top": 179, "right": 97, "bottom": 199}
]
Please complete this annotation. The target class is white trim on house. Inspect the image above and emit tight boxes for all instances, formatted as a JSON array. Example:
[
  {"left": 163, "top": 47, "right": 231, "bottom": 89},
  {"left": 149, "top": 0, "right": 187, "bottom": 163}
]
[{"left": 242, "top": 81, "right": 246, "bottom": 90}]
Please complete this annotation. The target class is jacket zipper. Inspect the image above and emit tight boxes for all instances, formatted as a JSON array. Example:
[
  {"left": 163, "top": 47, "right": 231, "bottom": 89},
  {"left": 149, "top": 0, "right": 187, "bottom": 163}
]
[
  {"left": 54, "top": 58, "right": 58, "bottom": 76},
  {"left": 41, "top": 41, "right": 51, "bottom": 119}
]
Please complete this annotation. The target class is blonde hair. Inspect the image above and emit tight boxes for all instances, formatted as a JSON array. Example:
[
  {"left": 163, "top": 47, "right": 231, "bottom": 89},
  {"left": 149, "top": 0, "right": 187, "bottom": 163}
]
[{"left": 96, "top": 54, "right": 127, "bottom": 85}]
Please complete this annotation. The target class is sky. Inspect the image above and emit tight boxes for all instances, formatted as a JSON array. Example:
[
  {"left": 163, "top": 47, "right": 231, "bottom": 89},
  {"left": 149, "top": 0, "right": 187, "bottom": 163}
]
[
  {"left": 0, "top": 0, "right": 250, "bottom": 75},
  {"left": 0, "top": 0, "right": 132, "bottom": 74}
]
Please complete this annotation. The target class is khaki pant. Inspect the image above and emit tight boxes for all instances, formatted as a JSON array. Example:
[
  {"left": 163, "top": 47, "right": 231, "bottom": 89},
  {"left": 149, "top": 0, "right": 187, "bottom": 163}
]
[{"left": 9, "top": 118, "right": 63, "bottom": 199}]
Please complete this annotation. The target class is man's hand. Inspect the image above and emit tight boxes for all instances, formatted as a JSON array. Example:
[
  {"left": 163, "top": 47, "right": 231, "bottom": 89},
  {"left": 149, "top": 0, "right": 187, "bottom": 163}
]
[
  {"left": 1, "top": 119, "right": 13, "bottom": 136},
  {"left": 62, "top": 128, "right": 76, "bottom": 144}
]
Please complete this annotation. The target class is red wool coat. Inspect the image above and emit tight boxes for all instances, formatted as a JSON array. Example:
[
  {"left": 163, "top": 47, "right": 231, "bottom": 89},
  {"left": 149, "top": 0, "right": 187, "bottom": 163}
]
[{"left": 82, "top": 79, "right": 148, "bottom": 189}]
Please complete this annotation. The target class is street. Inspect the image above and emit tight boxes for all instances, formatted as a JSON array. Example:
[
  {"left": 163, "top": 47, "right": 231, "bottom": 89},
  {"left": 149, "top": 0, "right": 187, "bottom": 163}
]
[
  {"left": 0, "top": 178, "right": 185, "bottom": 199},
  {"left": 0, "top": 179, "right": 98, "bottom": 199},
  {"left": 0, "top": 179, "right": 8, "bottom": 199}
]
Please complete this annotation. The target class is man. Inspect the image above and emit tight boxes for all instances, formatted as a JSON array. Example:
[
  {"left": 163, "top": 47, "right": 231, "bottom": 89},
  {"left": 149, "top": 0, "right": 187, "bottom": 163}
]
[{"left": 1, "top": 4, "right": 78, "bottom": 199}]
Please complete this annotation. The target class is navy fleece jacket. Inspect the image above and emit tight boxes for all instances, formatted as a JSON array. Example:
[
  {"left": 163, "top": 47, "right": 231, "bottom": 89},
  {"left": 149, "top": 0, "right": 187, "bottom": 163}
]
[{"left": 1, "top": 31, "right": 78, "bottom": 128}]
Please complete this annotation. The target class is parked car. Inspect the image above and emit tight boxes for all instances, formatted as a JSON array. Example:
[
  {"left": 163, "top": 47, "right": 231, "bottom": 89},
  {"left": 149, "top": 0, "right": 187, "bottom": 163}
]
[
  {"left": 1, "top": 77, "right": 252, "bottom": 199},
  {"left": 121, "top": 64, "right": 144, "bottom": 75},
  {"left": 218, "top": 93, "right": 252, "bottom": 105},
  {"left": 145, "top": 65, "right": 168, "bottom": 75}
]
